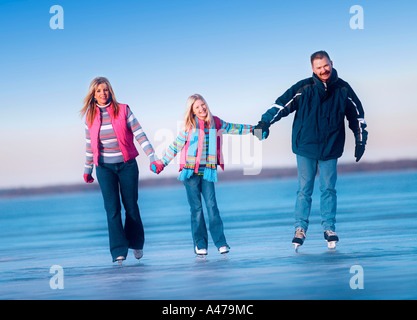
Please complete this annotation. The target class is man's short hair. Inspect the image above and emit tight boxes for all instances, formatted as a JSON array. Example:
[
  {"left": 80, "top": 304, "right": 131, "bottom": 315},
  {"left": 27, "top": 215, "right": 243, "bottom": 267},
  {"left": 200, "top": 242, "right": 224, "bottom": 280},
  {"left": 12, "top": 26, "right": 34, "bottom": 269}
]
[{"left": 310, "top": 50, "right": 331, "bottom": 65}]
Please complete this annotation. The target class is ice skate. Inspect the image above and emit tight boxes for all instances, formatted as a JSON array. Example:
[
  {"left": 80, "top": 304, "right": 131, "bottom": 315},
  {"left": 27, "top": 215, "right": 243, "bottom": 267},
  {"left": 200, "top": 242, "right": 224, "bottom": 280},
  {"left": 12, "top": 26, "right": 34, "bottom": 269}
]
[
  {"left": 195, "top": 246, "right": 207, "bottom": 259},
  {"left": 292, "top": 228, "right": 306, "bottom": 252},
  {"left": 133, "top": 249, "right": 143, "bottom": 260},
  {"left": 115, "top": 256, "right": 125, "bottom": 266},
  {"left": 324, "top": 230, "right": 339, "bottom": 249},
  {"left": 219, "top": 246, "right": 229, "bottom": 258}
]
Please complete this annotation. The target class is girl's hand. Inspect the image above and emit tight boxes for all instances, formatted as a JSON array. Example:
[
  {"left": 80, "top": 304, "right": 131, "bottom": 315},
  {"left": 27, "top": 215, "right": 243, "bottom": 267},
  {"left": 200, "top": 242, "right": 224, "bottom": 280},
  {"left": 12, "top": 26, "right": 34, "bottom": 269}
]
[{"left": 150, "top": 160, "right": 165, "bottom": 174}]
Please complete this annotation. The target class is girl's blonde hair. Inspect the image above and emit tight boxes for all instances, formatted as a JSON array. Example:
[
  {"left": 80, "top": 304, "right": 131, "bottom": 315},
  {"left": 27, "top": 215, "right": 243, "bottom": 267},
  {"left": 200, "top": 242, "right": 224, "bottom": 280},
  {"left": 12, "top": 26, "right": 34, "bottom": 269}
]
[
  {"left": 183, "top": 94, "right": 215, "bottom": 131},
  {"left": 79, "top": 77, "right": 120, "bottom": 126}
]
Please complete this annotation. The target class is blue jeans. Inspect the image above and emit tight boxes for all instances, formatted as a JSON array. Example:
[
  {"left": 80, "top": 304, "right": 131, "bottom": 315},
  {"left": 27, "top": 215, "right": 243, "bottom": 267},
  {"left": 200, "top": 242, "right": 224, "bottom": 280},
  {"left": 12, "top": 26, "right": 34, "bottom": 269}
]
[
  {"left": 183, "top": 174, "right": 228, "bottom": 251},
  {"left": 96, "top": 159, "right": 144, "bottom": 261},
  {"left": 294, "top": 155, "right": 338, "bottom": 232}
]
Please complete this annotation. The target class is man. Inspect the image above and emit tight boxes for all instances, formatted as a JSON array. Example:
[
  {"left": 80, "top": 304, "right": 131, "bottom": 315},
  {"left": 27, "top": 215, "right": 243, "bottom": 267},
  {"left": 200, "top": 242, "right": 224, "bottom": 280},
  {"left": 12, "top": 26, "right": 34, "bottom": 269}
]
[{"left": 253, "top": 51, "right": 368, "bottom": 250}]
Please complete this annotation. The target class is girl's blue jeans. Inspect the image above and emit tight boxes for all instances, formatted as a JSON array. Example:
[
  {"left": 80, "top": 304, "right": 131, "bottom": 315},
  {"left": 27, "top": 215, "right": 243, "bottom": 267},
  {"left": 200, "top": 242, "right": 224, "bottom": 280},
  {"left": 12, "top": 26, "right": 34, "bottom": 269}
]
[
  {"left": 295, "top": 155, "right": 338, "bottom": 232},
  {"left": 183, "top": 174, "right": 228, "bottom": 251},
  {"left": 96, "top": 159, "right": 144, "bottom": 261}
]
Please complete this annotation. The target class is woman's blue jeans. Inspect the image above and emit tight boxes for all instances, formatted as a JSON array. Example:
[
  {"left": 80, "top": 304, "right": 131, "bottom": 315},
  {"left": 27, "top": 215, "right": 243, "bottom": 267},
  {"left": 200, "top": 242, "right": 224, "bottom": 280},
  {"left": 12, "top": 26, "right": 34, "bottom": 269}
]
[
  {"left": 294, "top": 155, "right": 338, "bottom": 232},
  {"left": 183, "top": 174, "right": 228, "bottom": 251},
  {"left": 96, "top": 159, "right": 144, "bottom": 261}
]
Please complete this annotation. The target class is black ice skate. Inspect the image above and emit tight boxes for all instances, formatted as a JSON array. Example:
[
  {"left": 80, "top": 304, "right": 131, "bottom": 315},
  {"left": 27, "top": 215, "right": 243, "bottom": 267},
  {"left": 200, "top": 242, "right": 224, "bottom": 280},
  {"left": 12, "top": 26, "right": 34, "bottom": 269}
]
[
  {"left": 324, "top": 230, "right": 339, "bottom": 249},
  {"left": 292, "top": 228, "right": 306, "bottom": 252}
]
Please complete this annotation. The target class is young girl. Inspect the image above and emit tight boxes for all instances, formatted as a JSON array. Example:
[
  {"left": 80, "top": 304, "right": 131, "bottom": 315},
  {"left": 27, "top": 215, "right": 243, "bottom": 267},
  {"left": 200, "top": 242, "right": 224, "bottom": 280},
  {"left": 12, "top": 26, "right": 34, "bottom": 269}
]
[
  {"left": 80, "top": 77, "right": 163, "bottom": 264},
  {"left": 155, "top": 94, "right": 254, "bottom": 256}
]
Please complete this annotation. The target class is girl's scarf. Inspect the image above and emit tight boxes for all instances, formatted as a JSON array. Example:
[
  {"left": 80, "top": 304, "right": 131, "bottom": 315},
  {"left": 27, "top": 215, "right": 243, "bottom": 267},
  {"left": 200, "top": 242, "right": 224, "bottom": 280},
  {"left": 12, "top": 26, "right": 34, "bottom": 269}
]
[{"left": 178, "top": 117, "right": 218, "bottom": 182}]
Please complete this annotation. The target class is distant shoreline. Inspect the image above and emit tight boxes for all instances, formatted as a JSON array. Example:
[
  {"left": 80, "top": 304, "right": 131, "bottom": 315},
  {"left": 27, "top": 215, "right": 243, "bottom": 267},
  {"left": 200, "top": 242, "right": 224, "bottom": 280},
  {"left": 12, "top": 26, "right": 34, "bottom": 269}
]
[{"left": 1, "top": 159, "right": 416, "bottom": 198}]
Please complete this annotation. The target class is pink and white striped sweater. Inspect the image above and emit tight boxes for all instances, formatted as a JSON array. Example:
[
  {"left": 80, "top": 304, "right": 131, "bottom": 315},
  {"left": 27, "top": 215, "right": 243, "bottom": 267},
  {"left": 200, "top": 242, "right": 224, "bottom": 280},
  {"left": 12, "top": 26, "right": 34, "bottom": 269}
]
[{"left": 84, "top": 104, "right": 156, "bottom": 174}]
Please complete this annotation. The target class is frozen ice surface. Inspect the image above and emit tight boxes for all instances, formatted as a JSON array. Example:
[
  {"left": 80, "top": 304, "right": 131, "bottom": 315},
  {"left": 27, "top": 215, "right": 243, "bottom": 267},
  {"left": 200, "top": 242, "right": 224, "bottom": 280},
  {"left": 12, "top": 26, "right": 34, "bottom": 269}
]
[{"left": 0, "top": 170, "right": 416, "bottom": 300}]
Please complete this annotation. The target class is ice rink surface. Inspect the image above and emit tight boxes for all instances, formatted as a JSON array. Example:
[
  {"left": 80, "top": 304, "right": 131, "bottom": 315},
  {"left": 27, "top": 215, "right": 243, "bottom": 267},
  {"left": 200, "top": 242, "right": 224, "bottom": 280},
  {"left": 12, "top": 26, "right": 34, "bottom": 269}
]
[{"left": 1, "top": 170, "right": 416, "bottom": 300}]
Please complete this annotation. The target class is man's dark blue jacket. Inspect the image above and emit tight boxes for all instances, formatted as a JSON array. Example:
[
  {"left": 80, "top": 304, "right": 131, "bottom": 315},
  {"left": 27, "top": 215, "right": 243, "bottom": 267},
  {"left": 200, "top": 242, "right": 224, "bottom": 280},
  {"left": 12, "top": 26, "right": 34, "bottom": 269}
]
[{"left": 261, "top": 69, "right": 368, "bottom": 160}]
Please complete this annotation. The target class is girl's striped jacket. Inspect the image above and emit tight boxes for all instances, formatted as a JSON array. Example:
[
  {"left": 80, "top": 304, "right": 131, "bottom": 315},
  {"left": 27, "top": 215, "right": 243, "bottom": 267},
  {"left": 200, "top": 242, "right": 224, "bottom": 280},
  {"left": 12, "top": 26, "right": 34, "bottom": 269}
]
[{"left": 161, "top": 117, "right": 253, "bottom": 174}]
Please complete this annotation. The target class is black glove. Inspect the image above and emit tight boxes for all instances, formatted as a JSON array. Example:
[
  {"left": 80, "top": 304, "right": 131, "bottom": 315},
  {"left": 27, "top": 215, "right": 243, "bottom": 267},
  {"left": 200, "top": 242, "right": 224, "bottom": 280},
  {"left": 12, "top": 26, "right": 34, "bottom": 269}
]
[
  {"left": 355, "top": 143, "right": 365, "bottom": 162},
  {"left": 354, "top": 128, "right": 367, "bottom": 162},
  {"left": 253, "top": 121, "right": 270, "bottom": 140}
]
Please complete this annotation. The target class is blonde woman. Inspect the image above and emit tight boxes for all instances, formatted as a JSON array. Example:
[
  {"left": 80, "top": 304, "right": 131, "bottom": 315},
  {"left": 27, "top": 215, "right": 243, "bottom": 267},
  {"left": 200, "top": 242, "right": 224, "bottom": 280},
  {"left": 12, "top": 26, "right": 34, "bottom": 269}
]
[
  {"left": 154, "top": 94, "right": 254, "bottom": 256},
  {"left": 80, "top": 77, "right": 163, "bottom": 264}
]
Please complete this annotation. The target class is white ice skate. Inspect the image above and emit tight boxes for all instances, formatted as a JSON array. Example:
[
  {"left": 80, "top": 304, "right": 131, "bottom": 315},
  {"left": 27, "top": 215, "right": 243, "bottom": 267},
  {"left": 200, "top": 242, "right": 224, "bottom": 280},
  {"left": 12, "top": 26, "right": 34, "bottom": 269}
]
[
  {"left": 324, "top": 230, "right": 339, "bottom": 250},
  {"left": 115, "top": 256, "right": 125, "bottom": 266},
  {"left": 195, "top": 246, "right": 208, "bottom": 259},
  {"left": 219, "top": 246, "right": 229, "bottom": 258},
  {"left": 219, "top": 246, "right": 229, "bottom": 254}
]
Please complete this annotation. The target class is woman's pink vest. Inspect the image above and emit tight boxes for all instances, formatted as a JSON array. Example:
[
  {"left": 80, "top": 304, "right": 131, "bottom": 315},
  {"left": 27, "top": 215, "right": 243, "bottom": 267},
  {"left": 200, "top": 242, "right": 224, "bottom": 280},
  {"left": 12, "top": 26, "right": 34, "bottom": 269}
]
[
  {"left": 87, "top": 103, "right": 139, "bottom": 166},
  {"left": 179, "top": 116, "right": 225, "bottom": 172}
]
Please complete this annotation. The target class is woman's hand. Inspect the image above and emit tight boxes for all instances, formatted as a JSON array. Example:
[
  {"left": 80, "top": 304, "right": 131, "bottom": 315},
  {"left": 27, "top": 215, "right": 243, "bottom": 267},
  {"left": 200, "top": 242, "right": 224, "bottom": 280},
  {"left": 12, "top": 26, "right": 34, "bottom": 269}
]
[
  {"left": 83, "top": 173, "right": 94, "bottom": 183},
  {"left": 150, "top": 160, "right": 165, "bottom": 174}
]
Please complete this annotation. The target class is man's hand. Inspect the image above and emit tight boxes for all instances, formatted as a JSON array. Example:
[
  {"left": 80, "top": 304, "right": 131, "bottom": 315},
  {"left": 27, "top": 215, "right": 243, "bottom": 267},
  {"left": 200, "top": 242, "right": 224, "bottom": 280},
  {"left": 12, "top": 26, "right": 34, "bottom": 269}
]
[
  {"left": 355, "top": 143, "right": 365, "bottom": 162},
  {"left": 253, "top": 121, "right": 270, "bottom": 140}
]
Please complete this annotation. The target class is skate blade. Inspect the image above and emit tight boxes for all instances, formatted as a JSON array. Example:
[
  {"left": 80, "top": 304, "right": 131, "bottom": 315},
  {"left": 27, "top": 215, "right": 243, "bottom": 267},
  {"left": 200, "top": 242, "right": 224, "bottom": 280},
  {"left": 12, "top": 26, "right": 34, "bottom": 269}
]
[
  {"left": 196, "top": 254, "right": 207, "bottom": 260},
  {"left": 294, "top": 243, "right": 301, "bottom": 252},
  {"left": 327, "top": 241, "right": 336, "bottom": 249}
]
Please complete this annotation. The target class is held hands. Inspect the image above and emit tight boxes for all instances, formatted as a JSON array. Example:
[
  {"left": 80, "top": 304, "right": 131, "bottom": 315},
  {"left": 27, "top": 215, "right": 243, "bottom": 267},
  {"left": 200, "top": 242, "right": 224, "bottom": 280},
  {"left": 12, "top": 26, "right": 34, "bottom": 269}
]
[
  {"left": 252, "top": 121, "right": 270, "bottom": 140},
  {"left": 150, "top": 160, "right": 165, "bottom": 174},
  {"left": 83, "top": 173, "right": 94, "bottom": 183}
]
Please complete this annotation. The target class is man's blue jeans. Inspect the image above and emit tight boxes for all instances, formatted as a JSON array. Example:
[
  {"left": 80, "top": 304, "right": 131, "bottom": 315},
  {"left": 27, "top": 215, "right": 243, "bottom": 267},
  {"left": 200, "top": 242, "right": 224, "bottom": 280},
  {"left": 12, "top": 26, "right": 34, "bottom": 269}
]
[
  {"left": 183, "top": 174, "right": 228, "bottom": 251},
  {"left": 96, "top": 159, "right": 144, "bottom": 261},
  {"left": 294, "top": 155, "right": 338, "bottom": 232}
]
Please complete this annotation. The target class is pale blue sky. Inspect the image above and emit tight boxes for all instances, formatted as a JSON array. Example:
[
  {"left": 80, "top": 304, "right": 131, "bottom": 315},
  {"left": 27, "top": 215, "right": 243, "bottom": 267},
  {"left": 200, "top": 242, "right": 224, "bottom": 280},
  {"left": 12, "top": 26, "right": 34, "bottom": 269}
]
[{"left": 1, "top": 0, "right": 416, "bottom": 188}]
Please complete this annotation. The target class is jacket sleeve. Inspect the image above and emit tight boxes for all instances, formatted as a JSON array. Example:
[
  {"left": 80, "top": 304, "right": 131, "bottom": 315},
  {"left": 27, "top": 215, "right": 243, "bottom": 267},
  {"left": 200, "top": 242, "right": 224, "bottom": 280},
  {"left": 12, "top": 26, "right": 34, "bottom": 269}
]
[
  {"left": 84, "top": 121, "right": 94, "bottom": 174},
  {"left": 161, "top": 130, "right": 188, "bottom": 166},
  {"left": 345, "top": 85, "right": 368, "bottom": 145},
  {"left": 261, "top": 79, "right": 308, "bottom": 125},
  {"left": 127, "top": 107, "right": 157, "bottom": 162},
  {"left": 218, "top": 118, "right": 253, "bottom": 135}
]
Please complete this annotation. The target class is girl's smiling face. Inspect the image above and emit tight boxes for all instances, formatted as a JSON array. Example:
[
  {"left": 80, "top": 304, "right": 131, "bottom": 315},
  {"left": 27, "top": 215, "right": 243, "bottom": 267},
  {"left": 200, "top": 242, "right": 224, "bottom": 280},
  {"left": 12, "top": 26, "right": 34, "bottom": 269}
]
[{"left": 192, "top": 99, "right": 208, "bottom": 120}]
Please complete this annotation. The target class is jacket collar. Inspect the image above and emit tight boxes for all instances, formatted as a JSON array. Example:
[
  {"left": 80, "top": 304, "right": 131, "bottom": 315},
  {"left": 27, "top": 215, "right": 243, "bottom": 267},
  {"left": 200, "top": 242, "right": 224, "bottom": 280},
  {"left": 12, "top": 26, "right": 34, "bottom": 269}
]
[{"left": 312, "top": 68, "right": 338, "bottom": 89}]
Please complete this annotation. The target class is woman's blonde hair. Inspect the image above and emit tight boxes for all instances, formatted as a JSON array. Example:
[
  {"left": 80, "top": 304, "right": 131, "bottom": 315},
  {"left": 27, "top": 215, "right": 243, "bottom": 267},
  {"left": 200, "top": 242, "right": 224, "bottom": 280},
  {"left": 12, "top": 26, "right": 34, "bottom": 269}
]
[
  {"left": 79, "top": 77, "right": 120, "bottom": 126},
  {"left": 183, "top": 94, "right": 214, "bottom": 131}
]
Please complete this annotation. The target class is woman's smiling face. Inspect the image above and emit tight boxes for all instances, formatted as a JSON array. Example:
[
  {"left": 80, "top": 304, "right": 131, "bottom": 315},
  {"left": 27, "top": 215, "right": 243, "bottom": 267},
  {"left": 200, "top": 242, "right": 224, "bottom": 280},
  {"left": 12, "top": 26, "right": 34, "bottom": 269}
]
[{"left": 94, "top": 83, "right": 110, "bottom": 105}]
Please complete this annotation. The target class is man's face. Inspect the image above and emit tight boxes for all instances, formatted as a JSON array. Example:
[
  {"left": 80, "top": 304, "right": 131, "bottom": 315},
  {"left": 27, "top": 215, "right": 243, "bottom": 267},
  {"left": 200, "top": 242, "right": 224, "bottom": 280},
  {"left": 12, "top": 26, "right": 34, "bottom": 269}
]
[{"left": 312, "top": 57, "right": 333, "bottom": 82}]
